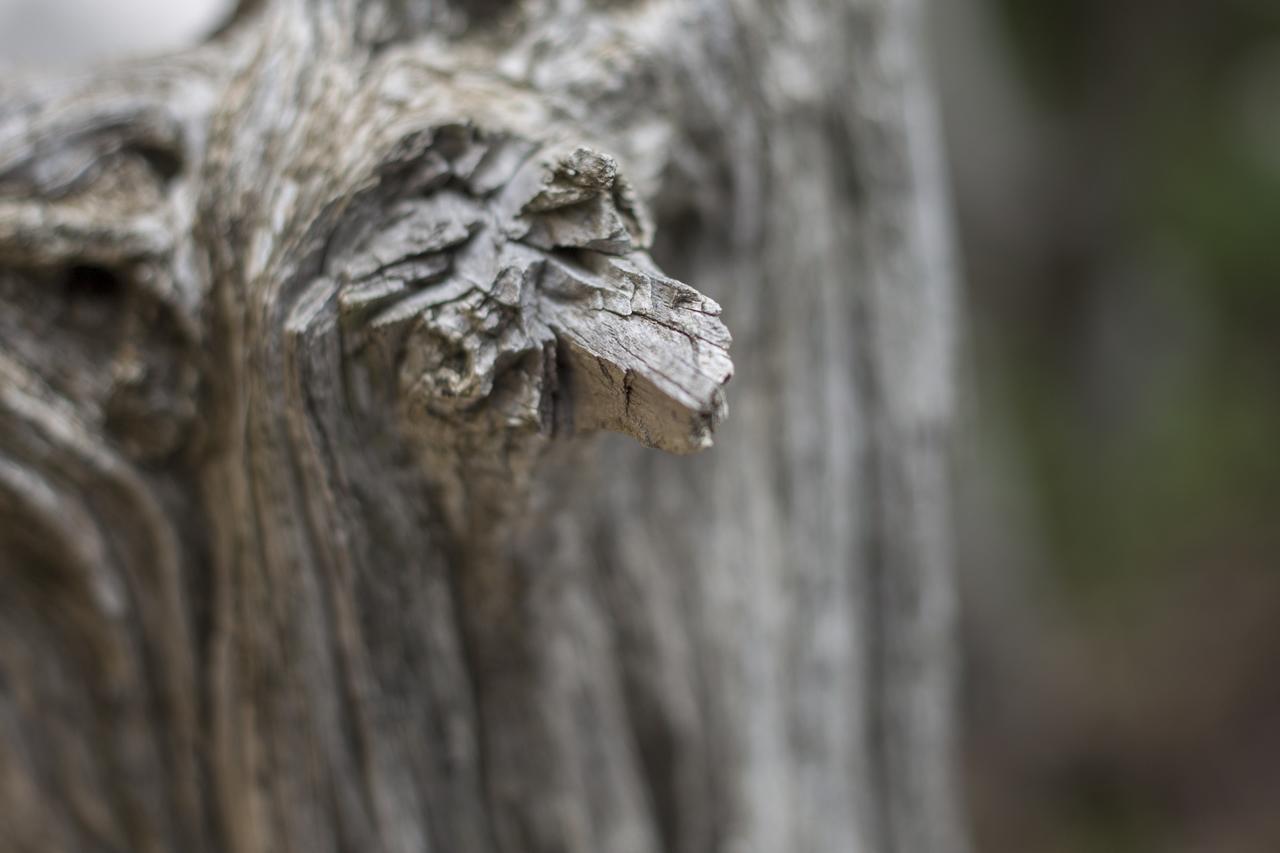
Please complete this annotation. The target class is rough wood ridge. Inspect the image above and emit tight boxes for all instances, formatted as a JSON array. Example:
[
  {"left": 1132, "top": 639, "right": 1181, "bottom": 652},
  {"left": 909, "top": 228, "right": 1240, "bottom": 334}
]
[{"left": 0, "top": 0, "right": 965, "bottom": 852}]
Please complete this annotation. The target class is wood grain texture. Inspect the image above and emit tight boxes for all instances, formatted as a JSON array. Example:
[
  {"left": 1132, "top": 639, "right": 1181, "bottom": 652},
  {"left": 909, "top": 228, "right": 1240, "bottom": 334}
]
[{"left": 0, "top": 0, "right": 966, "bottom": 851}]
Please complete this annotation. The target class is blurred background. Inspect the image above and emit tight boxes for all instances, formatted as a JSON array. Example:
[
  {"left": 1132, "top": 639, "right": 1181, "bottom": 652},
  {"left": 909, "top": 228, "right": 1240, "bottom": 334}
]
[
  {"left": 932, "top": 1, "right": 1280, "bottom": 851},
  {"left": 2, "top": 0, "right": 1277, "bottom": 850}
]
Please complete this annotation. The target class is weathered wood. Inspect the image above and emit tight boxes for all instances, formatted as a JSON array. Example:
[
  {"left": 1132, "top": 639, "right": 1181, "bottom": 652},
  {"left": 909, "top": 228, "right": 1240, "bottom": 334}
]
[{"left": 0, "top": 1, "right": 965, "bottom": 852}]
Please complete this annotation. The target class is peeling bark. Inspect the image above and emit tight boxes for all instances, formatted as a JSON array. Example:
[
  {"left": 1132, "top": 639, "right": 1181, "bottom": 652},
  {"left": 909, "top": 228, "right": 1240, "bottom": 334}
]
[{"left": 0, "top": 1, "right": 965, "bottom": 852}]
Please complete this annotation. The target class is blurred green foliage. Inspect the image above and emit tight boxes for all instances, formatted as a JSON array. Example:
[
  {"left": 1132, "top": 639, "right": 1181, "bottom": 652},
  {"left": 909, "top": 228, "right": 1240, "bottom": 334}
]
[
  {"left": 966, "top": 1, "right": 1280, "bottom": 851},
  {"left": 993, "top": 0, "right": 1280, "bottom": 605}
]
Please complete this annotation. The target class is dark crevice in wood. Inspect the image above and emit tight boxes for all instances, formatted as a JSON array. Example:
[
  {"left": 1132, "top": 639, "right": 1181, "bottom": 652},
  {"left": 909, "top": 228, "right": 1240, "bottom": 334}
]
[
  {"left": 850, "top": 167, "right": 895, "bottom": 853},
  {"left": 128, "top": 142, "right": 185, "bottom": 185},
  {"left": 62, "top": 264, "right": 125, "bottom": 302}
]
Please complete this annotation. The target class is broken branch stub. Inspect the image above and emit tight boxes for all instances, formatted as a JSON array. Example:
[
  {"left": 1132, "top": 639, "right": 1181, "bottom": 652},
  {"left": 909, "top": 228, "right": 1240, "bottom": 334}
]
[{"left": 330, "top": 124, "right": 733, "bottom": 458}]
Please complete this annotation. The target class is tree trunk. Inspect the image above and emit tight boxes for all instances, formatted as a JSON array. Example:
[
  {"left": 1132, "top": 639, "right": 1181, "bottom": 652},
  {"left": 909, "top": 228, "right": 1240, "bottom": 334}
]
[{"left": 0, "top": 1, "right": 964, "bottom": 852}]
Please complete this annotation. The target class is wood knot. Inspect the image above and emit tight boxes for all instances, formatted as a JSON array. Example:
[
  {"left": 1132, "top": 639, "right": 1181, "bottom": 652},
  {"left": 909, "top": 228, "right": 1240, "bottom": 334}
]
[{"left": 329, "top": 122, "right": 733, "bottom": 457}]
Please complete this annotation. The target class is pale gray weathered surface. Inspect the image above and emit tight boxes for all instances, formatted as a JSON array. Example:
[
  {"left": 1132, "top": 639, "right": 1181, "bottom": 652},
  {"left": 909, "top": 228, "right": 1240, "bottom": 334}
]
[{"left": 0, "top": 0, "right": 964, "bottom": 851}]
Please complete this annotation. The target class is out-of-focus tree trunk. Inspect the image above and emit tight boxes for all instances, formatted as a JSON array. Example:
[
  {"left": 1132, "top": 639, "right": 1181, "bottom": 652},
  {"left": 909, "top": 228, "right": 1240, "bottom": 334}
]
[{"left": 0, "top": 0, "right": 964, "bottom": 851}]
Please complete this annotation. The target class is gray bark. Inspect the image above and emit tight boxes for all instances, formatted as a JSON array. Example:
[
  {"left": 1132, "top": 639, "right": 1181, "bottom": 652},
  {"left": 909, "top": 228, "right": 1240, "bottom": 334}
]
[{"left": 0, "top": 1, "right": 964, "bottom": 852}]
